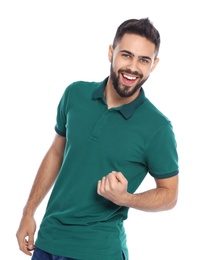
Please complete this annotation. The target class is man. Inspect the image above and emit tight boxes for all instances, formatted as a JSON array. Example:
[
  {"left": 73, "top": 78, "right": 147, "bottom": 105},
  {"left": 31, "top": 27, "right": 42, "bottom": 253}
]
[{"left": 16, "top": 18, "right": 179, "bottom": 260}]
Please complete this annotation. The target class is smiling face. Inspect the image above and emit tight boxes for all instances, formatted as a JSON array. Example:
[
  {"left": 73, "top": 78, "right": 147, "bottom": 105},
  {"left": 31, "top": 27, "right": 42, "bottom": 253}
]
[{"left": 108, "top": 33, "right": 159, "bottom": 99}]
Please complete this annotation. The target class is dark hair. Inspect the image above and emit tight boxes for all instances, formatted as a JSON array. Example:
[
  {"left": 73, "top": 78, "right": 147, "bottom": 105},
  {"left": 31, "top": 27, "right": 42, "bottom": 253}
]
[{"left": 113, "top": 18, "right": 160, "bottom": 58}]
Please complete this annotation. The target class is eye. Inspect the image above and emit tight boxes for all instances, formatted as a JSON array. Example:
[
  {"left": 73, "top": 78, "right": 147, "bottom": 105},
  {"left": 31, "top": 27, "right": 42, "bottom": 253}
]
[
  {"left": 122, "top": 53, "right": 132, "bottom": 59},
  {"left": 139, "top": 58, "right": 151, "bottom": 65},
  {"left": 139, "top": 58, "right": 150, "bottom": 64}
]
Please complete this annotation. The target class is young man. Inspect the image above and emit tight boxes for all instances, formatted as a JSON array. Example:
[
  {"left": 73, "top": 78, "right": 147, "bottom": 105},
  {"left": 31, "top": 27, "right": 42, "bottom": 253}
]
[{"left": 16, "top": 18, "right": 179, "bottom": 260}]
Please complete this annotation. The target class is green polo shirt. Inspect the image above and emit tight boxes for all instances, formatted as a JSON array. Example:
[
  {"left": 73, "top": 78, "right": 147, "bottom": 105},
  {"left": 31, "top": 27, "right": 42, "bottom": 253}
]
[{"left": 35, "top": 78, "right": 179, "bottom": 260}]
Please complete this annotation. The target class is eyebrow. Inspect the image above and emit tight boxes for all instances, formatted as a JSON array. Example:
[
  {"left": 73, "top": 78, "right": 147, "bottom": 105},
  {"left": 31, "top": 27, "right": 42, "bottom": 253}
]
[{"left": 120, "top": 50, "right": 152, "bottom": 61}]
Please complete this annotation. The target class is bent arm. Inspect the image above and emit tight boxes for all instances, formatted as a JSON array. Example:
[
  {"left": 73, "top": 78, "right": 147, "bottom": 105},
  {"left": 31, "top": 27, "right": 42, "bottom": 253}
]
[
  {"left": 123, "top": 175, "right": 179, "bottom": 212},
  {"left": 98, "top": 172, "right": 179, "bottom": 212}
]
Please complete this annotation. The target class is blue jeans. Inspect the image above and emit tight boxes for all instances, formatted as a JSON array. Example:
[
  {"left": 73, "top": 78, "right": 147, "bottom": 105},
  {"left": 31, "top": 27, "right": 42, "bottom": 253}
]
[
  {"left": 31, "top": 247, "right": 77, "bottom": 260},
  {"left": 31, "top": 247, "right": 126, "bottom": 259}
]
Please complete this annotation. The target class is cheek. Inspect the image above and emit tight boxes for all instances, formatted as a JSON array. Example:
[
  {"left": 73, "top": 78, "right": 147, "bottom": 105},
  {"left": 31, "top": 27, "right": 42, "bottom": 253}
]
[
  {"left": 142, "top": 65, "right": 154, "bottom": 78},
  {"left": 113, "top": 58, "right": 128, "bottom": 72},
  {"left": 111, "top": 58, "right": 119, "bottom": 72}
]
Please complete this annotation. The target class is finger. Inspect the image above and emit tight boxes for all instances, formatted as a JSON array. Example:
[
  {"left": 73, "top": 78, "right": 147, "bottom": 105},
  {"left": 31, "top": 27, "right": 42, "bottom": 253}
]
[
  {"left": 17, "top": 233, "right": 27, "bottom": 253},
  {"left": 114, "top": 171, "right": 126, "bottom": 182},
  {"left": 19, "top": 239, "right": 33, "bottom": 256},
  {"left": 101, "top": 176, "right": 106, "bottom": 188},
  {"left": 97, "top": 180, "right": 101, "bottom": 194},
  {"left": 28, "top": 233, "right": 35, "bottom": 250},
  {"left": 28, "top": 244, "right": 35, "bottom": 251},
  {"left": 107, "top": 172, "right": 119, "bottom": 185},
  {"left": 97, "top": 176, "right": 105, "bottom": 194}
]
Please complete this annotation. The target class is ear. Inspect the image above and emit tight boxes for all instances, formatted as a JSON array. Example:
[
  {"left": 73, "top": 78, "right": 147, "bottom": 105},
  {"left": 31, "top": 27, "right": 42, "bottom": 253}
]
[
  {"left": 108, "top": 44, "right": 113, "bottom": 62},
  {"left": 151, "top": 57, "right": 159, "bottom": 72}
]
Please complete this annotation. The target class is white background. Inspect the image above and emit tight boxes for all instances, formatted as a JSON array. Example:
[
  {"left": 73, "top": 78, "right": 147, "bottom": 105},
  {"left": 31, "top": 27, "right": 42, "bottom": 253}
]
[{"left": 0, "top": 0, "right": 205, "bottom": 259}]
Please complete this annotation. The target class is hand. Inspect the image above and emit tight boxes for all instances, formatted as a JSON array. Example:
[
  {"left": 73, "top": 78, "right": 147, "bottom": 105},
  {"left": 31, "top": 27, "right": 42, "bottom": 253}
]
[
  {"left": 16, "top": 214, "right": 36, "bottom": 255},
  {"left": 97, "top": 171, "right": 128, "bottom": 206}
]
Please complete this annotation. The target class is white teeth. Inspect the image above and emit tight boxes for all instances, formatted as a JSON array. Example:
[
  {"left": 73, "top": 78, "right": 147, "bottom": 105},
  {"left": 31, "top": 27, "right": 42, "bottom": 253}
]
[{"left": 123, "top": 74, "right": 136, "bottom": 80}]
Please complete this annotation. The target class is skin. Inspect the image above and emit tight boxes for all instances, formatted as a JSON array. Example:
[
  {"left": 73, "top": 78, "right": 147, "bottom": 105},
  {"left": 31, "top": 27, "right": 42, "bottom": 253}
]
[
  {"left": 98, "top": 34, "right": 178, "bottom": 210},
  {"left": 16, "top": 134, "right": 66, "bottom": 255},
  {"left": 105, "top": 33, "right": 159, "bottom": 108},
  {"left": 16, "top": 33, "right": 178, "bottom": 256}
]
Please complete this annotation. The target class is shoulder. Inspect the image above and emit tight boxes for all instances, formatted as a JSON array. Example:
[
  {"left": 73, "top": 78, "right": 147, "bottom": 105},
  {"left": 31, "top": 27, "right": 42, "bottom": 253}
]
[
  {"left": 142, "top": 98, "right": 171, "bottom": 125},
  {"left": 134, "top": 98, "right": 175, "bottom": 139},
  {"left": 64, "top": 80, "right": 100, "bottom": 94}
]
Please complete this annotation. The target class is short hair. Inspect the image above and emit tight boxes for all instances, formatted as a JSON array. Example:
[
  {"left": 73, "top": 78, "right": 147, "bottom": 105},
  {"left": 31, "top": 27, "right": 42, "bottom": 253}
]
[{"left": 113, "top": 18, "right": 160, "bottom": 58}]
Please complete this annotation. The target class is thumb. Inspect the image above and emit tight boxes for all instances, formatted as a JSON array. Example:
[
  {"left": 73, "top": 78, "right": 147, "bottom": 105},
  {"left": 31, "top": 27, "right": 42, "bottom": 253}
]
[
  {"left": 27, "top": 233, "right": 35, "bottom": 251},
  {"left": 115, "top": 172, "right": 127, "bottom": 184}
]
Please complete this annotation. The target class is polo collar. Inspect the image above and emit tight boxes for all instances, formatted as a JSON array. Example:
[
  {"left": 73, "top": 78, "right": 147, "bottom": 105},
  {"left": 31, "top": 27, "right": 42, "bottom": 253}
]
[{"left": 93, "top": 77, "right": 146, "bottom": 119}]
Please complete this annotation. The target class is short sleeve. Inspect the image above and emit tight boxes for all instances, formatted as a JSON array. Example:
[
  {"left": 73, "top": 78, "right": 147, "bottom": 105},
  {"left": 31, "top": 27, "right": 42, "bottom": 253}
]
[
  {"left": 54, "top": 87, "right": 70, "bottom": 137},
  {"left": 146, "top": 122, "right": 179, "bottom": 178}
]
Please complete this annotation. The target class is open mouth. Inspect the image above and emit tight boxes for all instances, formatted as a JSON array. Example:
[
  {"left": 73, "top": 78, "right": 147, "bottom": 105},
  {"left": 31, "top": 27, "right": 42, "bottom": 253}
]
[{"left": 121, "top": 73, "right": 139, "bottom": 85}]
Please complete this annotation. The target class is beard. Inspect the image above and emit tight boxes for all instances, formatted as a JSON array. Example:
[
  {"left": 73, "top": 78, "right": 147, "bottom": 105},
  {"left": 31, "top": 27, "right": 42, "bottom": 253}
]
[{"left": 110, "top": 65, "right": 149, "bottom": 98}]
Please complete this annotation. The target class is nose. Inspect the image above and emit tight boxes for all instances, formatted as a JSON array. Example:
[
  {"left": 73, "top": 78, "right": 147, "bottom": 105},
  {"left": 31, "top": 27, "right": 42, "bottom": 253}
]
[{"left": 126, "top": 59, "right": 138, "bottom": 73}]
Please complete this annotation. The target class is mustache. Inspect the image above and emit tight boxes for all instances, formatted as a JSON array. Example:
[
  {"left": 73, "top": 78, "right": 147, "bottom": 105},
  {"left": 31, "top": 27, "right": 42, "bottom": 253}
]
[{"left": 118, "top": 69, "right": 143, "bottom": 78}]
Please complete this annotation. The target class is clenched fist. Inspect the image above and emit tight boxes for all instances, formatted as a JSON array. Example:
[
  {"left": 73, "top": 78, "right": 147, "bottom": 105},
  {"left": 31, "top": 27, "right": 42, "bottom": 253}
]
[{"left": 97, "top": 171, "right": 129, "bottom": 206}]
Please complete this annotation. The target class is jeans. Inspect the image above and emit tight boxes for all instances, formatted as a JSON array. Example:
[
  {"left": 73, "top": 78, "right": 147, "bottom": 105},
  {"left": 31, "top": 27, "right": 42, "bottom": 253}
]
[
  {"left": 31, "top": 247, "right": 126, "bottom": 260},
  {"left": 31, "top": 247, "right": 77, "bottom": 260}
]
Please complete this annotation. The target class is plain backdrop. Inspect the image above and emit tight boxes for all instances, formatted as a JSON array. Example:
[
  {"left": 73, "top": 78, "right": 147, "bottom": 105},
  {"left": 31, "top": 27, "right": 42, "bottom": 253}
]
[{"left": 0, "top": 0, "right": 205, "bottom": 259}]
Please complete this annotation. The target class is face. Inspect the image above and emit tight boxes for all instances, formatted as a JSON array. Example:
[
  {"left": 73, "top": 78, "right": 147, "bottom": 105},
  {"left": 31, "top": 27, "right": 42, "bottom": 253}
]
[{"left": 108, "top": 33, "right": 159, "bottom": 98}]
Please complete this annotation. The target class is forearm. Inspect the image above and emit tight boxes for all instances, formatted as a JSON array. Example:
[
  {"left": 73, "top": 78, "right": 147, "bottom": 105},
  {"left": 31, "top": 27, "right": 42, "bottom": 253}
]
[
  {"left": 23, "top": 138, "right": 65, "bottom": 216},
  {"left": 122, "top": 187, "right": 178, "bottom": 212},
  {"left": 98, "top": 172, "right": 178, "bottom": 212}
]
